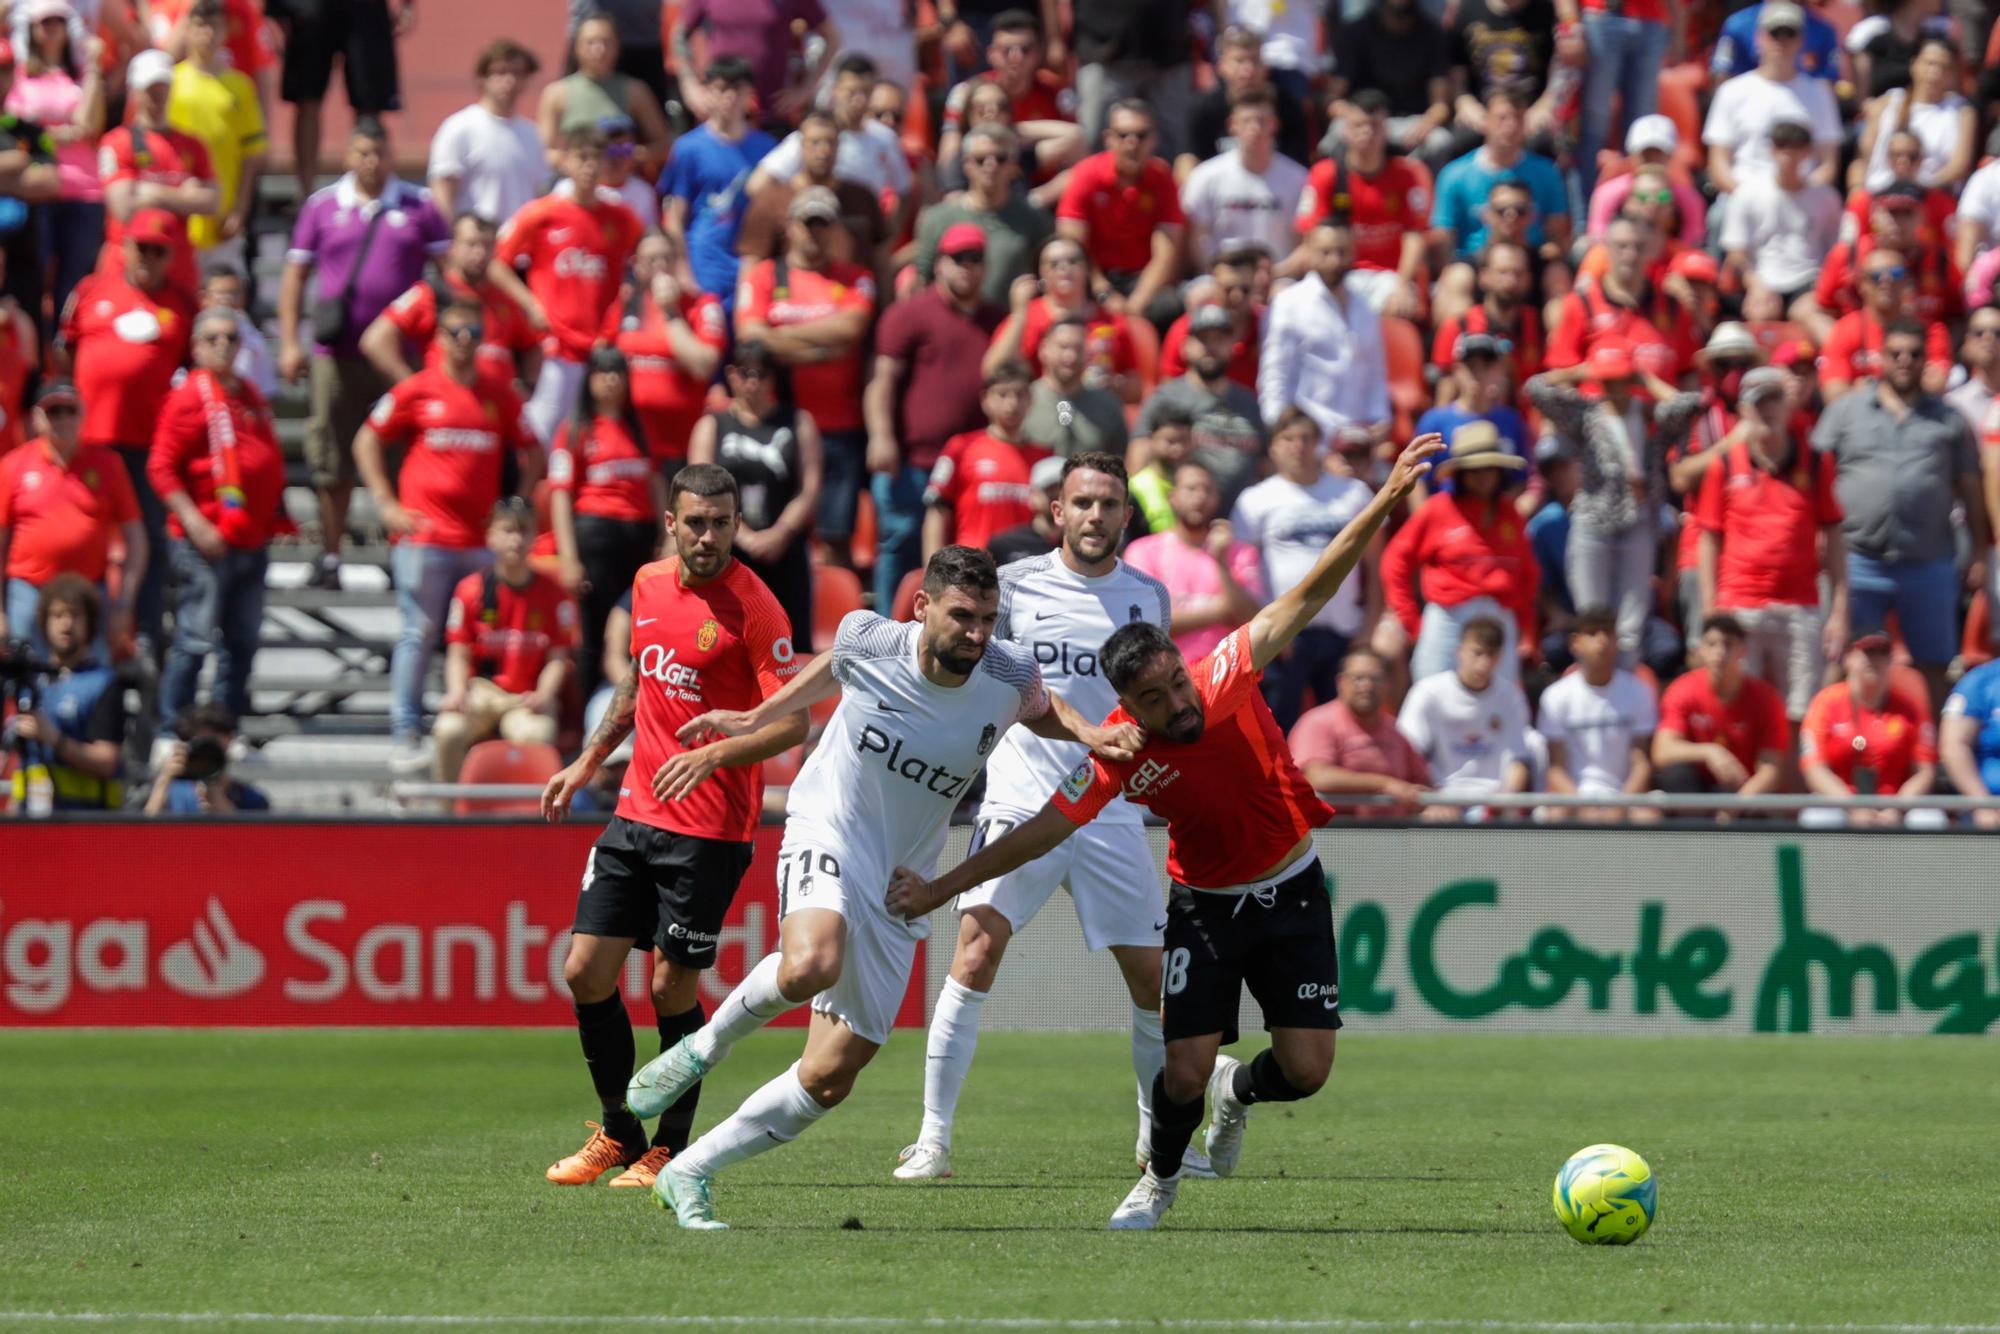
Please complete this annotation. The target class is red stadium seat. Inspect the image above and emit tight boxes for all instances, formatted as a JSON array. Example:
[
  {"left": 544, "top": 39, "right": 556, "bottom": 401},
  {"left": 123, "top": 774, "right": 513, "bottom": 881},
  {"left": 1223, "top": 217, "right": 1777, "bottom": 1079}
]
[
  {"left": 892, "top": 567, "right": 924, "bottom": 621},
  {"left": 1889, "top": 664, "right": 1931, "bottom": 718},
  {"left": 1382, "top": 316, "right": 1429, "bottom": 439},
  {"left": 1655, "top": 66, "right": 1709, "bottom": 176},
  {"left": 453, "top": 741, "right": 562, "bottom": 816},
  {"left": 850, "top": 489, "right": 880, "bottom": 575},
  {"left": 1964, "top": 591, "right": 1993, "bottom": 667},
  {"left": 1124, "top": 315, "right": 1161, "bottom": 395},
  {"left": 813, "top": 563, "right": 865, "bottom": 650}
]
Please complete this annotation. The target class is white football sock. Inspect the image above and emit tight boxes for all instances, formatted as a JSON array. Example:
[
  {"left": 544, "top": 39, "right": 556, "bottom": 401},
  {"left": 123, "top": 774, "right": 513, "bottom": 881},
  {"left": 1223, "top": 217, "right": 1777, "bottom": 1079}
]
[
  {"left": 1131, "top": 1002, "right": 1165, "bottom": 1144},
  {"left": 917, "top": 976, "right": 988, "bottom": 1151},
  {"left": 673, "top": 1061, "right": 830, "bottom": 1177},
  {"left": 690, "top": 952, "right": 793, "bottom": 1064}
]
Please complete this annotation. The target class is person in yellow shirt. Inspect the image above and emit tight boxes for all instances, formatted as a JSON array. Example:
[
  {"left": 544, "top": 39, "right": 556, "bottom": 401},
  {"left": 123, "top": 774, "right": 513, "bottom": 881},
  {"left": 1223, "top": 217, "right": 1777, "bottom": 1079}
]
[{"left": 166, "top": 0, "right": 266, "bottom": 268}]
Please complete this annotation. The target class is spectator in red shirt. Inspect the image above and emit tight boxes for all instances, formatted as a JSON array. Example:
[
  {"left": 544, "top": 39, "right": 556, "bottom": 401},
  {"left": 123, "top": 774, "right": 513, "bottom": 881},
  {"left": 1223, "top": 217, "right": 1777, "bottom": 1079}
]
[
  {"left": 59, "top": 207, "right": 196, "bottom": 657},
  {"left": 354, "top": 299, "right": 539, "bottom": 769},
  {"left": 98, "top": 49, "right": 215, "bottom": 293},
  {"left": 1159, "top": 244, "right": 1262, "bottom": 390},
  {"left": 0, "top": 380, "right": 144, "bottom": 655},
  {"left": 923, "top": 358, "right": 1050, "bottom": 557},
  {"left": 986, "top": 234, "right": 1140, "bottom": 401},
  {"left": 607, "top": 230, "right": 726, "bottom": 471},
  {"left": 361, "top": 212, "right": 543, "bottom": 395},
  {"left": 1545, "top": 215, "right": 1698, "bottom": 382},
  {"left": 1431, "top": 241, "right": 1542, "bottom": 404},
  {"left": 865, "top": 221, "right": 1006, "bottom": 609},
  {"left": 433, "top": 498, "right": 576, "bottom": 783},
  {"left": 1288, "top": 646, "right": 1433, "bottom": 816},
  {"left": 1377, "top": 423, "right": 1538, "bottom": 683},
  {"left": 1816, "top": 245, "right": 1953, "bottom": 399},
  {"left": 489, "top": 128, "right": 644, "bottom": 446},
  {"left": 1799, "top": 181, "right": 1962, "bottom": 345},
  {"left": 1293, "top": 93, "right": 1431, "bottom": 320},
  {"left": 937, "top": 9, "right": 1079, "bottom": 185},
  {"left": 1799, "top": 631, "right": 1939, "bottom": 826},
  {"left": 548, "top": 346, "right": 669, "bottom": 702},
  {"left": 1652, "top": 613, "right": 1790, "bottom": 802},
  {"left": 148, "top": 306, "right": 286, "bottom": 723},
  {"left": 736, "top": 185, "right": 876, "bottom": 564},
  {"left": 1056, "top": 99, "right": 1185, "bottom": 329},
  {"left": 1695, "top": 367, "right": 1849, "bottom": 721}
]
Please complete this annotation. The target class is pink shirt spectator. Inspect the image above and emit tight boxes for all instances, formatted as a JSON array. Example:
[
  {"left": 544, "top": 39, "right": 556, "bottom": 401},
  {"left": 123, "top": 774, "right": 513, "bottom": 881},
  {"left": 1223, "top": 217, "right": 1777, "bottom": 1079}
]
[
  {"left": 1288, "top": 699, "right": 1432, "bottom": 814},
  {"left": 1964, "top": 246, "right": 2000, "bottom": 309},
  {"left": 7, "top": 70, "right": 98, "bottom": 201},
  {"left": 1123, "top": 530, "right": 1267, "bottom": 661},
  {"left": 1585, "top": 172, "right": 1705, "bottom": 247}
]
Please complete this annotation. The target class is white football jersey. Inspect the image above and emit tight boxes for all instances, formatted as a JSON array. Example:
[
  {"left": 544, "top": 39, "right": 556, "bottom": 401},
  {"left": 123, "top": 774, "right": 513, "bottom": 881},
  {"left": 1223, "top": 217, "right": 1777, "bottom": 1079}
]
[
  {"left": 786, "top": 610, "right": 1049, "bottom": 908},
  {"left": 980, "top": 551, "right": 1171, "bottom": 821}
]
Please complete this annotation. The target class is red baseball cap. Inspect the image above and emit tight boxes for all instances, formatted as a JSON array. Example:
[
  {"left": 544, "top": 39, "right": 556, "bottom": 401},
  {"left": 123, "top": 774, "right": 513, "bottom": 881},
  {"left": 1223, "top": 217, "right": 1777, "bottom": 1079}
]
[
  {"left": 1671, "top": 250, "right": 1720, "bottom": 284},
  {"left": 1587, "top": 345, "right": 1636, "bottom": 381},
  {"left": 127, "top": 208, "right": 181, "bottom": 247},
  {"left": 938, "top": 223, "right": 988, "bottom": 257},
  {"left": 1771, "top": 337, "right": 1816, "bottom": 367},
  {"left": 1848, "top": 631, "right": 1894, "bottom": 655}
]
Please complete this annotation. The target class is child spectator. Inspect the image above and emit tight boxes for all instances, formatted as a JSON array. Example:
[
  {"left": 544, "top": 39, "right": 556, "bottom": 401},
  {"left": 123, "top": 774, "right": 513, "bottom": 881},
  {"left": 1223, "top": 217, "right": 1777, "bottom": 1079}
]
[
  {"left": 1653, "top": 614, "right": 1790, "bottom": 802},
  {"left": 1538, "top": 606, "right": 1658, "bottom": 818}
]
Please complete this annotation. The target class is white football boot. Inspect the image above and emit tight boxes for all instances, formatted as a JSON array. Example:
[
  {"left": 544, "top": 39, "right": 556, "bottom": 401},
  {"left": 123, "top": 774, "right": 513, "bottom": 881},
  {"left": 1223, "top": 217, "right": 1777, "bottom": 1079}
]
[
  {"left": 1135, "top": 1138, "right": 1217, "bottom": 1179},
  {"left": 1202, "top": 1054, "right": 1249, "bottom": 1178},
  {"left": 892, "top": 1143, "right": 954, "bottom": 1180},
  {"left": 1108, "top": 1169, "right": 1180, "bottom": 1230}
]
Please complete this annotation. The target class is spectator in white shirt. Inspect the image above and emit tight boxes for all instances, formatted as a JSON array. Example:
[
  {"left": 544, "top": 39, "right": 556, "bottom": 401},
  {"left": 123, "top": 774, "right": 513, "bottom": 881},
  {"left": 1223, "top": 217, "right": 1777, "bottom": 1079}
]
[
  {"left": 1231, "top": 406, "right": 1378, "bottom": 731},
  {"left": 1954, "top": 155, "right": 2000, "bottom": 275},
  {"left": 1538, "top": 606, "right": 1659, "bottom": 821},
  {"left": 200, "top": 265, "right": 276, "bottom": 399},
  {"left": 428, "top": 38, "right": 548, "bottom": 225},
  {"left": 1179, "top": 85, "right": 1307, "bottom": 274},
  {"left": 1721, "top": 117, "right": 1844, "bottom": 318},
  {"left": 1703, "top": 5, "right": 1842, "bottom": 195},
  {"left": 1396, "top": 614, "right": 1534, "bottom": 814},
  {"left": 1258, "top": 219, "right": 1389, "bottom": 442},
  {"left": 749, "top": 54, "right": 913, "bottom": 236}
]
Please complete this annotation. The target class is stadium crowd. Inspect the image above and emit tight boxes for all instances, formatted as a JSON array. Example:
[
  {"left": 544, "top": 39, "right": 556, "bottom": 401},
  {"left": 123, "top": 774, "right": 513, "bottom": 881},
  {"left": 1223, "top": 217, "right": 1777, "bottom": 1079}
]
[{"left": 2, "top": 0, "right": 2000, "bottom": 823}]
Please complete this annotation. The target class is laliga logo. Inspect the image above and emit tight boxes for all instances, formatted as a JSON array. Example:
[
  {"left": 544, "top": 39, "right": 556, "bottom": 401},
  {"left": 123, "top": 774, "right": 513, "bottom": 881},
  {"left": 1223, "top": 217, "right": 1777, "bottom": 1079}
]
[{"left": 159, "top": 898, "right": 267, "bottom": 999}]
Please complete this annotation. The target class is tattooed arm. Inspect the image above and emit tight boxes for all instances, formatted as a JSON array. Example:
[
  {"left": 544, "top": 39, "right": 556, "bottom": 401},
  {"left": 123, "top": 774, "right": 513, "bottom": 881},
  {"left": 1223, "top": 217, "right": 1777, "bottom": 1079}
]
[{"left": 540, "top": 660, "right": 641, "bottom": 823}]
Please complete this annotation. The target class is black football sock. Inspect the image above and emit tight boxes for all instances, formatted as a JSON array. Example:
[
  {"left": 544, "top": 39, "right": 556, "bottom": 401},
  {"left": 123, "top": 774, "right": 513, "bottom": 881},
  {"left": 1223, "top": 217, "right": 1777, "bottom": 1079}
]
[
  {"left": 574, "top": 994, "right": 645, "bottom": 1151},
  {"left": 1231, "top": 1048, "right": 1310, "bottom": 1105},
  {"left": 652, "top": 1002, "right": 707, "bottom": 1153},
  {"left": 1145, "top": 1070, "right": 1205, "bottom": 1180}
]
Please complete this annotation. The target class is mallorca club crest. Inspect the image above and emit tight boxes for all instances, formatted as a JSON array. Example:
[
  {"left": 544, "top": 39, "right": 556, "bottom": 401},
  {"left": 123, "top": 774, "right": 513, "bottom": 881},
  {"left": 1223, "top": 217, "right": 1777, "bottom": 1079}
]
[
  {"left": 697, "top": 618, "right": 720, "bottom": 652},
  {"left": 977, "top": 723, "right": 997, "bottom": 756}
]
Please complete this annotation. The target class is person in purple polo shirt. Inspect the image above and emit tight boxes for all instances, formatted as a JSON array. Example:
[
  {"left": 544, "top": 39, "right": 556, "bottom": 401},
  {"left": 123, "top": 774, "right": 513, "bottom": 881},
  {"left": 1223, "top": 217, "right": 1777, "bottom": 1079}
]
[{"left": 276, "top": 116, "right": 448, "bottom": 589}]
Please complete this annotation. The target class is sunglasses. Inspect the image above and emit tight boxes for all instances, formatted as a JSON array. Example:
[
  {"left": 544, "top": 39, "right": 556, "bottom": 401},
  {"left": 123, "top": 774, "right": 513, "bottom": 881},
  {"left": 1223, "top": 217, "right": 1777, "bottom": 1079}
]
[
  {"left": 443, "top": 322, "right": 485, "bottom": 340},
  {"left": 136, "top": 243, "right": 171, "bottom": 258},
  {"left": 1635, "top": 188, "right": 1675, "bottom": 205},
  {"left": 963, "top": 153, "right": 1002, "bottom": 167},
  {"left": 42, "top": 403, "right": 78, "bottom": 417},
  {"left": 948, "top": 250, "right": 988, "bottom": 265},
  {"left": 1108, "top": 128, "right": 1152, "bottom": 143},
  {"left": 802, "top": 216, "right": 834, "bottom": 229},
  {"left": 730, "top": 365, "right": 768, "bottom": 380},
  {"left": 1883, "top": 346, "right": 1924, "bottom": 360},
  {"left": 872, "top": 108, "right": 904, "bottom": 125},
  {"left": 1492, "top": 203, "right": 1529, "bottom": 217},
  {"left": 1767, "top": 26, "right": 1801, "bottom": 39},
  {"left": 199, "top": 331, "right": 242, "bottom": 346},
  {"left": 1866, "top": 267, "right": 1910, "bottom": 284}
]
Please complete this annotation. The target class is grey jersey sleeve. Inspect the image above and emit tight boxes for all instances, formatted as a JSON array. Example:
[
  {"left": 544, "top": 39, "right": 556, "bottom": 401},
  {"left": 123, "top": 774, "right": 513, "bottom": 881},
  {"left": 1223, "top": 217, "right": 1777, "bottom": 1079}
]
[
  {"left": 1131, "top": 567, "right": 1173, "bottom": 628},
  {"left": 831, "top": 610, "right": 916, "bottom": 687},
  {"left": 980, "top": 639, "right": 1050, "bottom": 721},
  {"left": 994, "top": 552, "right": 1055, "bottom": 642}
]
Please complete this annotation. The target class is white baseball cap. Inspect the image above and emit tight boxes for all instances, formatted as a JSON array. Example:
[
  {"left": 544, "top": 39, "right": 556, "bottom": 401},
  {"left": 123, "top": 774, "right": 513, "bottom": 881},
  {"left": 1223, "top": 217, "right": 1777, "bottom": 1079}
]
[
  {"left": 1624, "top": 114, "right": 1678, "bottom": 157},
  {"left": 128, "top": 48, "right": 175, "bottom": 90}
]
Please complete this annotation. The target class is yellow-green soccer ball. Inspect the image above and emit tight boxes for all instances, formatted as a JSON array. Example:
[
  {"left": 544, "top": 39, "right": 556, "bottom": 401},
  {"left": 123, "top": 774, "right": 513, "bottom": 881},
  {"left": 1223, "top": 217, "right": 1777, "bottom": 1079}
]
[{"left": 1552, "top": 1144, "right": 1656, "bottom": 1245}]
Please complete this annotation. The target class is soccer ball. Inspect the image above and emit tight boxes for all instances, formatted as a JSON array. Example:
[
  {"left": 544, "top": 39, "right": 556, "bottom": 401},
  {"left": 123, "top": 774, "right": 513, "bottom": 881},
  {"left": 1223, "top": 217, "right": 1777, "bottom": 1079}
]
[{"left": 1552, "top": 1144, "right": 1656, "bottom": 1245}]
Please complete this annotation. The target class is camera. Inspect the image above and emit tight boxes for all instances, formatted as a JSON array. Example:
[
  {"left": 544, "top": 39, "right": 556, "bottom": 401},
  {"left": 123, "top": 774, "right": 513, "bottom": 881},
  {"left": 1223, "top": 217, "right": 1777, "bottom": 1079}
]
[
  {"left": 0, "top": 638, "right": 57, "bottom": 684},
  {"left": 182, "top": 735, "right": 229, "bottom": 784}
]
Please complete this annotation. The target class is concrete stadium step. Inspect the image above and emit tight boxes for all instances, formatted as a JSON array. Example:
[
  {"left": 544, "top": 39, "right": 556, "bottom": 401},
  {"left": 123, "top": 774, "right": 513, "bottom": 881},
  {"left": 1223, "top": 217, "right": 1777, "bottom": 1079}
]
[
  {"left": 241, "top": 713, "right": 400, "bottom": 740},
  {"left": 265, "top": 586, "right": 398, "bottom": 612},
  {"left": 247, "top": 672, "right": 394, "bottom": 696}
]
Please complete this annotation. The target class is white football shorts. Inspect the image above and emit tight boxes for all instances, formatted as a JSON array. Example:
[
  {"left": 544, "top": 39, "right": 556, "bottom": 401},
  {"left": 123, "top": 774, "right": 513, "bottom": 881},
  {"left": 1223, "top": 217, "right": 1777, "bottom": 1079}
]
[
  {"left": 955, "top": 806, "right": 1166, "bottom": 950},
  {"left": 775, "top": 828, "right": 932, "bottom": 1047}
]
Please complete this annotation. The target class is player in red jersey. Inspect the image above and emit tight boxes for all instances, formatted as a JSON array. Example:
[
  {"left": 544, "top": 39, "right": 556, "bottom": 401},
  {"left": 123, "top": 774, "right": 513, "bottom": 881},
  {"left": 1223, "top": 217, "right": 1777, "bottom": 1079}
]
[
  {"left": 540, "top": 463, "right": 807, "bottom": 1190},
  {"left": 887, "top": 431, "right": 1445, "bottom": 1231},
  {"left": 489, "top": 128, "right": 645, "bottom": 445}
]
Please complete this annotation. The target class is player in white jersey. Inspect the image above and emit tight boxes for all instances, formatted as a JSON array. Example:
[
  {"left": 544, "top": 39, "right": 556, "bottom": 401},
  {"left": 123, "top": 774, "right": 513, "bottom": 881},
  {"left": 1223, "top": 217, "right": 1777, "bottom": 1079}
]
[
  {"left": 625, "top": 545, "right": 1143, "bottom": 1230},
  {"left": 892, "top": 453, "right": 1213, "bottom": 1182}
]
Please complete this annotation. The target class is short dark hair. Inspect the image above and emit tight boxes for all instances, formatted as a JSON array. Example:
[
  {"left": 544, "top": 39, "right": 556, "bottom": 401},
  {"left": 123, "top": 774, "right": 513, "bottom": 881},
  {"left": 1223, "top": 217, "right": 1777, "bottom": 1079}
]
[
  {"left": 1341, "top": 647, "right": 1389, "bottom": 675},
  {"left": 1061, "top": 451, "right": 1128, "bottom": 489},
  {"left": 1228, "top": 84, "right": 1278, "bottom": 116},
  {"left": 990, "top": 8, "right": 1041, "bottom": 39},
  {"left": 1045, "top": 314, "right": 1091, "bottom": 339},
  {"left": 1485, "top": 85, "right": 1531, "bottom": 114},
  {"left": 799, "top": 110, "right": 839, "bottom": 136},
  {"left": 1768, "top": 120, "right": 1813, "bottom": 149},
  {"left": 1350, "top": 89, "right": 1390, "bottom": 117},
  {"left": 1702, "top": 612, "right": 1747, "bottom": 642},
  {"left": 173, "top": 701, "right": 238, "bottom": 740},
  {"left": 1462, "top": 616, "right": 1506, "bottom": 653},
  {"left": 489, "top": 495, "right": 536, "bottom": 533},
  {"left": 1571, "top": 606, "right": 1618, "bottom": 638},
  {"left": 1217, "top": 25, "right": 1263, "bottom": 56},
  {"left": 1883, "top": 316, "right": 1929, "bottom": 344},
  {"left": 1488, "top": 177, "right": 1533, "bottom": 202},
  {"left": 566, "top": 125, "right": 608, "bottom": 153},
  {"left": 729, "top": 338, "right": 780, "bottom": 378},
  {"left": 985, "top": 358, "right": 1033, "bottom": 389},
  {"left": 671, "top": 462, "right": 741, "bottom": 510},
  {"left": 834, "top": 52, "right": 879, "bottom": 82},
  {"left": 1107, "top": 98, "right": 1155, "bottom": 127},
  {"left": 438, "top": 297, "right": 483, "bottom": 326},
  {"left": 37, "top": 572, "right": 100, "bottom": 643},
  {"left": 1479, "top": 239, "right": 1530, "bottom": 269},
  {"left": 352, "top": 116, "right": 389, "bottom": 145},
  {"left": 453, "top": 211, "right": 499, "bottom": 236},
  {"left": 922, "top": 544, "right": 999, "bottom": 598},
  {"left": 1148, "top": 401, "right": 1197, "bottom": 430},
  {"left": 1101, "top": 621, "right": 1180, "bottom": 693},
  {"left": 1214, "top": 242, "right": 1266, "bottom": 272},
  {"left": 475, "top": 36, "right": 540, "bottom": 78},
  {"left": 705, "top": 54, "right": 755, "bottom": 86},
  {"left": 187, "top": 0, "right": 226, "bottom": 22},
  {"left": 1269, "top": 406, "right": 1320, "bottom": 442}
]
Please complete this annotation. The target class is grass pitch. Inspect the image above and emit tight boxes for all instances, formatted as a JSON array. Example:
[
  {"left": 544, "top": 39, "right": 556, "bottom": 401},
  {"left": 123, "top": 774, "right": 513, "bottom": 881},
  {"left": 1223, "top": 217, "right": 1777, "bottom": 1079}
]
[{"left": 2, "top": 1029, "right": 1996, "bottom": 1333}]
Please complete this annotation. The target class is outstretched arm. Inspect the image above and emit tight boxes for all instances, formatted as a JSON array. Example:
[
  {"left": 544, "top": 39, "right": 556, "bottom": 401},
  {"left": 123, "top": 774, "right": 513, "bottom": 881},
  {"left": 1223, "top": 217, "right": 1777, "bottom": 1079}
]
[
  {"left": 885, "top": 803, "right": 1078, "bottom": 919},
  {"left": 676, "top": 650, "right": 841, "bottom": 745},
  {"left": 1247, "top": 433, "right": 1445, "bottom": 671},
  {"left": 1021, "top": 689, "right": 1145, "bottom": 762}
]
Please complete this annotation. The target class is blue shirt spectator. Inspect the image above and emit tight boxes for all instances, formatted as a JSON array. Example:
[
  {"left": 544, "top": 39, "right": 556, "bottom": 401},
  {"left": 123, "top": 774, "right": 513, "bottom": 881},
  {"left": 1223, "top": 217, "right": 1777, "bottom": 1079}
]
[
  {"left": 157, "top": 778, "right": 271, "bottom": 814},
  {"left": 1433, "top": 148, "right": 1567, "bottom": 257},
  {"left": 1942, "top": 660, "right": 2000, "bottom": 806},
  {"left": 1527, "top": 500, "right": 1572, "bottom": 615},
  {"left": 660, "top": 59, "right": 777, "bottom": 309},
  {"left": 1711, "top": 3, "right": 1840, "bottom": 81},
  {"left": 1415, "top": 402, "right": 1530, "bottom": 494}
]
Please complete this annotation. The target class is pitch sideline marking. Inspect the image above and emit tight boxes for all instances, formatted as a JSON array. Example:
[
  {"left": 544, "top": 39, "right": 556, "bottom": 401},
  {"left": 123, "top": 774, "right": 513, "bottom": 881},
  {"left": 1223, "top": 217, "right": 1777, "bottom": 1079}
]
[{"left": 4, "top": 1315, "right": 2000, "bottom": 1332}]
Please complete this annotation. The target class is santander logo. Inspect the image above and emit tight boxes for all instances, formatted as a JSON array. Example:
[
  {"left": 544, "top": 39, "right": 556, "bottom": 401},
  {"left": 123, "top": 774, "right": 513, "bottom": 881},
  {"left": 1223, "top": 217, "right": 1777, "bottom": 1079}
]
[{"left": 158, "top": 898, "right": 266, "bottom": 999}]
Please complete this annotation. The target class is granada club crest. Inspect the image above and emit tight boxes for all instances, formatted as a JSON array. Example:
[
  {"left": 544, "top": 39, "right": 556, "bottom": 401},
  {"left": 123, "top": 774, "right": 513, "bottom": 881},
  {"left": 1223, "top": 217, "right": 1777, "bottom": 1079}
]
[
  {"left": 697, "top": 618, "right": 720, "bottom": 652},
  {"left": 977, "top": 723, "right": 997, "bottom": 755}
]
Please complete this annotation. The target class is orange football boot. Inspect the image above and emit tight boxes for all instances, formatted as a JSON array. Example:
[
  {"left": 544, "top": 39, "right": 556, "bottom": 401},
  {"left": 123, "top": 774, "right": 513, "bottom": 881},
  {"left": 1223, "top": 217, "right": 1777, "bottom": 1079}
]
[
  {"left": 609, "top": 1145, "right": 674, "bottom": 1189},
  {"left": 546, "top": 1122, "right": 642, "bottom": 1185}
]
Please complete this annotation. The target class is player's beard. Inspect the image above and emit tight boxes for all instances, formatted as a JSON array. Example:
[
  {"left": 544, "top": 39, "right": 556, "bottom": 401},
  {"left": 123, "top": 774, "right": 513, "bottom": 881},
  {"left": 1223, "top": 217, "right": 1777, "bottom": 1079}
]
[
  {"left": 1162, "top": 704, "right": 1204, "bottom": 743},
  {"left": 936, "top": 637, "right": 986, "bottom": 675},
  {"left": 1067, "top": 527, "right": 1115, "bottom": 564},
  {"left": 681, "top": 543, "right": 727, "bottom": 578}
]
